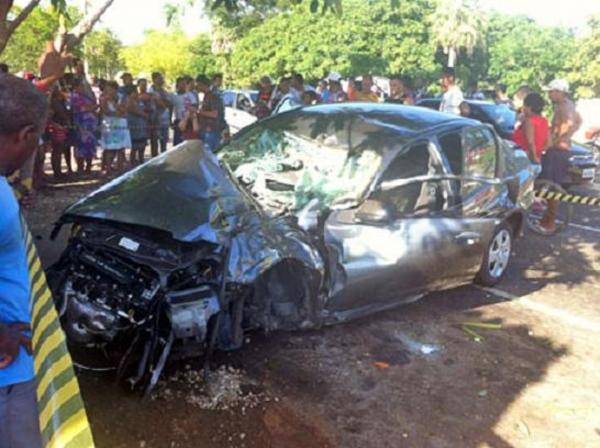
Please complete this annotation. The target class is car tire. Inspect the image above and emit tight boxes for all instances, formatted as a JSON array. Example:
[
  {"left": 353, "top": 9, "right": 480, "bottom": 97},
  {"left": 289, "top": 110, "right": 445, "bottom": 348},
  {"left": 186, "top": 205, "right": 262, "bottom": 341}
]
[{"left": 475, "top": 222, "right": 513, "bottom": 287}]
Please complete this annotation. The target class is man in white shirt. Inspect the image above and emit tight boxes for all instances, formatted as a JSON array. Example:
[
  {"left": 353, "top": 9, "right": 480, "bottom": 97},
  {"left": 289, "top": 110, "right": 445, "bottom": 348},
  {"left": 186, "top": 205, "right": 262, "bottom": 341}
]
[{"left": 439, "top": 67, "right": 464, "bottom": 116}]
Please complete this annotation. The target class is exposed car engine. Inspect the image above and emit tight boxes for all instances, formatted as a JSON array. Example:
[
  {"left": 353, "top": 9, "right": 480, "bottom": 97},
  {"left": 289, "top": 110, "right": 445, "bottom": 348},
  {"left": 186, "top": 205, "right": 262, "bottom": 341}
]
[{"left": 50, "top": 223, "right": 228, "bottom": 394}]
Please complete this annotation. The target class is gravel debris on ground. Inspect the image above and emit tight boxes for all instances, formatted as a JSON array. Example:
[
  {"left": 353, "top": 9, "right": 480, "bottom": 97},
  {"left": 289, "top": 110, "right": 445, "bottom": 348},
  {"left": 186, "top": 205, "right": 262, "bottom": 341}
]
[{"left": 153, "top": 365, "right": 267, "bottom": 412}]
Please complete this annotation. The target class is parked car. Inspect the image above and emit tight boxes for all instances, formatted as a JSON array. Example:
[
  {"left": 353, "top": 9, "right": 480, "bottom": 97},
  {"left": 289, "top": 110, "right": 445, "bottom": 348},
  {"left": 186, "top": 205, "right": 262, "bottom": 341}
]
[
  {"left": 417, "top": 98, "right": 516, "bottom": 139},
  {"left": 222, "top": 89, "right": 259, "bottom": 133},
  {"left": 48, "top": 103, "right": 535, "bottom": 392},
  {"left": 566, "top": 143, "right": 598, "bottom": 184},
  {"left": 417, "top": 98, "right": 598, "bottom": 184}
]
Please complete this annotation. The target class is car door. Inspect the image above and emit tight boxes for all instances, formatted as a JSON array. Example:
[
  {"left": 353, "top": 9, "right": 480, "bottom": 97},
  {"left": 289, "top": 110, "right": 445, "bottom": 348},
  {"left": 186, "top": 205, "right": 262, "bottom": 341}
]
[
  {"left": 436, "top": 125, "right": 510, "bottom": 279},
  {"left": 323, "top": 140, "right": 476, "bottom": 314}
]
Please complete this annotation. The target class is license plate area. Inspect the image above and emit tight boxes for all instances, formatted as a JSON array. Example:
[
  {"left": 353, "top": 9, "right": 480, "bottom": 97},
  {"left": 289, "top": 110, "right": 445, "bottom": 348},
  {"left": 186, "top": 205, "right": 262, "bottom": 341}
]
[{"left": 582, "top": 168, "right": 595, "bottom": 179}]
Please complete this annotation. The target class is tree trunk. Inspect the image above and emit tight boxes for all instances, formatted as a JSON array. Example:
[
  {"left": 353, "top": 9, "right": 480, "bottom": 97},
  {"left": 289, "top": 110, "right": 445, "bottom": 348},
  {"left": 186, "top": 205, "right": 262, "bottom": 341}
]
[
  {"left": 447, "top": 47, "right": 457, "bottom": 68},
  {"left": 0, "top": 31, "right": 8, "bottom": 55},
  {"left": 55, "top": 0, "right": 115, "bottom": 53},
  {"left": 0, "top": 0, "right": 42, "bottom": 55}
]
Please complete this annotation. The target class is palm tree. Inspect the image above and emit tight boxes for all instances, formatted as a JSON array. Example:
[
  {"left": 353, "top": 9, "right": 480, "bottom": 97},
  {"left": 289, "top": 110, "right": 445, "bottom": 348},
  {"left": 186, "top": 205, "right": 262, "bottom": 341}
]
[{"left": 430, "top": 0, "right": 487, "bottom": 67}]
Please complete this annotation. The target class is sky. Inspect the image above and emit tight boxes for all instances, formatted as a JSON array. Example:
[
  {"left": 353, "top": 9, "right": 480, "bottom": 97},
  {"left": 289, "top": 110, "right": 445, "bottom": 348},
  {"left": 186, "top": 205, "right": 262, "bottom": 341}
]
[{"left": 20, "top": 0, "right": 600, "bottom": 45}]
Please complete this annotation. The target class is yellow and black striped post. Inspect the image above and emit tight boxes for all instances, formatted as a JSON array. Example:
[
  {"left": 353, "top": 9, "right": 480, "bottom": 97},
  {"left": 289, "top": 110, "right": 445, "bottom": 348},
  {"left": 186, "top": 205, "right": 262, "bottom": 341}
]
[
  {"left": 22, "top": 217, "right": 95, "bottom": 448},
  {"left": 535, "top": 190, "right": 600, "bottom": 206}
]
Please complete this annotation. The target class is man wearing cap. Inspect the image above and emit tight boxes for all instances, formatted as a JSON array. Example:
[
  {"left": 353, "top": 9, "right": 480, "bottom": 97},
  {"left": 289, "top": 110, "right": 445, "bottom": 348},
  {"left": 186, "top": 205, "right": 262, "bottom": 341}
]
[{"left": 537, "top": 79, "right": 582, "bottom": 233}]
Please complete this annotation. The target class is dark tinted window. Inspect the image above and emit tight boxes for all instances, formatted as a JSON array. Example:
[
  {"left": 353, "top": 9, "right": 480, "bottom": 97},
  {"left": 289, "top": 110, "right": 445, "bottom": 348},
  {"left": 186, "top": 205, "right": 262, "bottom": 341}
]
[
  {"left": 438, "top": 133, "right": 463, "bottom": 174},
  {"left": 463, "top": 127, "right": 497, "bottom": 178},
  {"left": 417, "top": 99, "right": 441, "bottom": 111},
  {"left": 479, "top": 104, "right": 516, "bottom": 131}
]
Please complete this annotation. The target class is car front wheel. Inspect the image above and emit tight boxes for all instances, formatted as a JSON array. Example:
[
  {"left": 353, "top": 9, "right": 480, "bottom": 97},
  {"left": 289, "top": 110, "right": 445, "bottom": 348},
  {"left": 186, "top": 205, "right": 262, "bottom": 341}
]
[{"left": 475, "top": 223, "right": 513, "bottom": 286}]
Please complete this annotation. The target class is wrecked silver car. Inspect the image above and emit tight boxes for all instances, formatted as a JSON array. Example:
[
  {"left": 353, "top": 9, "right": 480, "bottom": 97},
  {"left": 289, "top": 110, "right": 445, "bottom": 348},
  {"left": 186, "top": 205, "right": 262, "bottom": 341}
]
[{"left": 49, "top": 104, "right": 536, "bottom": 393}]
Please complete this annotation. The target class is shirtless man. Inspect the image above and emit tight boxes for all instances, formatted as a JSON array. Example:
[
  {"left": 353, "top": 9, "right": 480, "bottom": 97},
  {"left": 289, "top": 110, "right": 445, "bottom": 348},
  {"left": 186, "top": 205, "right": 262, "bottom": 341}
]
[{"left": 538, "top": 79, "right": 582, "bottom": 233}]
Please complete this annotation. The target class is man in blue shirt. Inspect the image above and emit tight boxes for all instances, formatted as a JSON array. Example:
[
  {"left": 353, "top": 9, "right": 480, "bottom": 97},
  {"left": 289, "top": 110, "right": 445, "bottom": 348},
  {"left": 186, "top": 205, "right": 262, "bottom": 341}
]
[{"left": 0, "top": 73, "right": 50, "bottom": 448}]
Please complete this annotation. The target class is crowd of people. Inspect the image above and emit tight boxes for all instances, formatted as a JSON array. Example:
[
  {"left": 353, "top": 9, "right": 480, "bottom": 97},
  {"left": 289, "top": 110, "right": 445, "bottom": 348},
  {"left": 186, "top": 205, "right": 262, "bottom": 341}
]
[
  {"left": 0, "top": 58, "right": 587, "bottom": 233},
  {"left": 1, "top": 60, "right": 231, "bottom": 203}
]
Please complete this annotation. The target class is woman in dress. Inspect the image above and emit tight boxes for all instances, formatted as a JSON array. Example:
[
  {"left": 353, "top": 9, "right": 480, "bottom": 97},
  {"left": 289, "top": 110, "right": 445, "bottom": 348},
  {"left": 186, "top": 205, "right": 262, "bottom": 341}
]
[
  {"left": 100, "top": 81, "right": 131, "bottom": 175},
  {"left": 125, "top": 84, "right": 150, "bottom": 167},
  {"left": 70, "top": 77, "right": 98, "bottom": 174}
]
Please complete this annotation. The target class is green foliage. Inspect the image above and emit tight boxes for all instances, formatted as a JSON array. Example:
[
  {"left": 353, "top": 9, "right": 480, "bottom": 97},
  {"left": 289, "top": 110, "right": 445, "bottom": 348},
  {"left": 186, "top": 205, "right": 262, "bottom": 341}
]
[
  {"left": 84, "top": 29, "right": 125, "bottom": 79},
  {"left": 121, "top": 30, "right": 218, "bottom": 84},
  {"left": 2, "top": 5, "right": 81, "bottom": 72},
  {"left": 188, "top": 34, "right": 219, "bottom": 75},
  {"left": 568, "top": 16, "right": 600, "bottom": 98},
  {"left": 228, "top": 0, "right": 437, "bottom": 87},
  {"left": 484, "top": 13, "right": 576, "bottom": 94},
  {"left": 429, "top": 0, "right": 487, "bottom": 67}
]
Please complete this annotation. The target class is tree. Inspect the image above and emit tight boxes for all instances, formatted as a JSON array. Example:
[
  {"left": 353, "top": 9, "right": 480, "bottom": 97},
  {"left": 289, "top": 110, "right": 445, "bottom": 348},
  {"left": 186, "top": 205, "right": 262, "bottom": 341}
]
[
  {"left": 1, "top": 5, "right": 87, "bottom": 72},
  {"left": 84, "top": 29, "right": 124, "bottom": 79},
  {"left": 429, "top": 0, "right": 486, "bottom": 67},
  {"left": 0, "top": 0, "right": 115, "bottom": 56},
  {"left": 485, "top": 13, "right": 575, "bottom": 94},
  {"left": 121, "top": 30, "right": 218, "bottom": 83},
  {"left": 188, "top": 33, "right": 219, "bottom": 76},
  {"left": 54, "top": 0, "right": 116, "bottom": 53},
  {"left": 227, "top": 0, "right": 437, "bottom": 87},
  {"left": 568, "top": 15, "right": 600, "bottom": 98},
  {"left": 0, "top": 0, "right": 43, "bottom": 54},
  {"left": 1, "top": 6, "right": 62, "bottom": 71}
]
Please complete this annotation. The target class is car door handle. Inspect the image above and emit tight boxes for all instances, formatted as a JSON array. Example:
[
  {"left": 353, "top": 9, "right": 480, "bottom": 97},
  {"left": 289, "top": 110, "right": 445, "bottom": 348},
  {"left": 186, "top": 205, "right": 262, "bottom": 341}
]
[{"left": 454, "top": 232, "right": 481, "bottom": 246}]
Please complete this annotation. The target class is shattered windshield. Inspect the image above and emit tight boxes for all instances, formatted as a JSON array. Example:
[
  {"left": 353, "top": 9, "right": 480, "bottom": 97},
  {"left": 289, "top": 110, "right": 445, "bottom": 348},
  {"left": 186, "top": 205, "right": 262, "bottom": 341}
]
[{"left": 219, "top": 111, "right": 393, "bottom": 214}]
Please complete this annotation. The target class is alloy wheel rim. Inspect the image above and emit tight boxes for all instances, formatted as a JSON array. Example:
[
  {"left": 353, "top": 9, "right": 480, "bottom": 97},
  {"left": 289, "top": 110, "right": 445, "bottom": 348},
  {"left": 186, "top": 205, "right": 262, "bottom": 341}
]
[{"left": 488, "top": 230, "right": 511, "bottom": 278}]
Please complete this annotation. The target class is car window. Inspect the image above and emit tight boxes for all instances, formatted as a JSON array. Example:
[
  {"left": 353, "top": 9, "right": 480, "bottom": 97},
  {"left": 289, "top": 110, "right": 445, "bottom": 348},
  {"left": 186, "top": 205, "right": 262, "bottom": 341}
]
[
  {"left": 373, "top": 180, "right": 449, "bottom": 218},
  {"left": 437, "top": 132, "right": 463, "bottom": 174},
  {"left": 480, "top": 103, "right": 516, "bottom": 131},
  {"left": 380, "top": 143, "right": 432, "bottom": 182},
  {"left": 219, "top": 111, "right": 393, "bottom": 212},
  {"left": 468, "top": 106, "right": 489, "bottom": 125},
  {"left": 462, "top": 127, "right": 497, "bottom": 178},
  {"left": 223, "top": 91, "right": 235, "bottom": 108},
  {"left": 237, "top": 94, "right": 252, "bottom": 111},
  {"left": 373, "top": 143, "right": 450, "bottom": 218},
  {"left": 417, "top": 100, "right": 441, "bottom": 111}
]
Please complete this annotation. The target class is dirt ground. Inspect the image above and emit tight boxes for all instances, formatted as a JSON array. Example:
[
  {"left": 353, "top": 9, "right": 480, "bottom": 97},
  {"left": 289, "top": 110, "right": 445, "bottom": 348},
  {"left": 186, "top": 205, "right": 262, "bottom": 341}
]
[{"left": 29, "top": 160, "right": 600, "bottom": 448}]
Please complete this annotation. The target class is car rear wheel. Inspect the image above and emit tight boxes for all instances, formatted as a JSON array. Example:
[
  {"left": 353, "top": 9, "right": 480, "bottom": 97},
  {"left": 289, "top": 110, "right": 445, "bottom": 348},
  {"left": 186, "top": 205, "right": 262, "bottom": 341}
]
[{"left": 475, "top": 223, "right": 512, "bottom": 286}]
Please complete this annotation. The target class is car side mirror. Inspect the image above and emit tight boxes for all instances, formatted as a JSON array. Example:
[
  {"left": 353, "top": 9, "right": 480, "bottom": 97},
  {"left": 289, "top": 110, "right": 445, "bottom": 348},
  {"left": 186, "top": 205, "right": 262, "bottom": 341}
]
[{"left": 355, "top": 199, "right": 391, "bottom": 225}]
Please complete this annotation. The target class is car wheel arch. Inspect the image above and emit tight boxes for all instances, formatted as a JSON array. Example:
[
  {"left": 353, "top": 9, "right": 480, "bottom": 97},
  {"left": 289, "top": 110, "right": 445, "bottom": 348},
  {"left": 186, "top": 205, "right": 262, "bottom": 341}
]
[{"left": 247, "top": 258, "right": 324, "bottom": 332}]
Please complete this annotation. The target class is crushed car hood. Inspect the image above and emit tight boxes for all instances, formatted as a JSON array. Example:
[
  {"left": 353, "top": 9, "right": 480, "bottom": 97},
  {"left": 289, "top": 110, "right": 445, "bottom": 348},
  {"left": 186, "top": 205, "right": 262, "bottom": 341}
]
[
  {"left": 64, "top": 142, "right": 256, "bottom": 245},
  {"left": 62, "top": 141, "right": 324, "bottom": 284}
]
